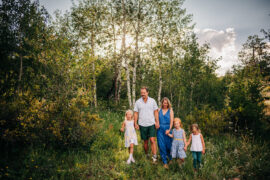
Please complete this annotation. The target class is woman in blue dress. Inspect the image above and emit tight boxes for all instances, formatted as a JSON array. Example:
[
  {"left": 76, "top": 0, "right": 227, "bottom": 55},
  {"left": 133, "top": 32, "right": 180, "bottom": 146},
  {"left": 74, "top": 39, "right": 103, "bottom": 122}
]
[{"left": 157, "top": 97, "right": 174, "bottom": 169}]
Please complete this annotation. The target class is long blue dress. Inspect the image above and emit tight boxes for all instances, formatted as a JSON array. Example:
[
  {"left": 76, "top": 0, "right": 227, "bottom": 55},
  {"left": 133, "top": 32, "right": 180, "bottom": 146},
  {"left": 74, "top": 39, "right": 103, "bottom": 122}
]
[{"left": 157, "top": 109, "right": 172, "bottom": 164}]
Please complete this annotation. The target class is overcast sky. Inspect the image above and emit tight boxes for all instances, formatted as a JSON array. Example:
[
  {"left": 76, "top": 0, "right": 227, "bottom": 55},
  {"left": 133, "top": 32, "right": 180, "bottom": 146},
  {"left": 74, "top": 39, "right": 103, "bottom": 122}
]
[
  {"left": 184, "top": 0, "right": 270, "bottom": 75},
  {"left": 39, "top": 0, "right": 270, "bottom": 75}
]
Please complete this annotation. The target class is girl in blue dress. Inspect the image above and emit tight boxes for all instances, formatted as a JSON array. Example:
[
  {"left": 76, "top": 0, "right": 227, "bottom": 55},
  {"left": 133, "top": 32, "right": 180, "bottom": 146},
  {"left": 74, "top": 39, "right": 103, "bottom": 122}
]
[
  {"left": 157, "top": 97, "right": 174, "bottom": 169},
  {"left": 168, "top": 118, "right": 187, "bottom": 165}
]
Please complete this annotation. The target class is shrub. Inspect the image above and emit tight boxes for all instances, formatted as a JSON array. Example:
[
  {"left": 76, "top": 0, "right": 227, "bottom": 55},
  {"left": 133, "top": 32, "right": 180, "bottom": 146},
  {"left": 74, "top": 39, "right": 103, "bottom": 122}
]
[
  {"left": 185, "top": 106, "right": 228, "bottom": 136},
  {"left": 0, "top": 90, "right": 101, "bottom": 147}
]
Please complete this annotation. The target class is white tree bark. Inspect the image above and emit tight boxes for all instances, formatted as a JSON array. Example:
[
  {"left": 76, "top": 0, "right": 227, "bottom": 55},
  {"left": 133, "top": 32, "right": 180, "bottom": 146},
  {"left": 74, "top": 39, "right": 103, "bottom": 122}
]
[
  {"left": 121, "top": 0, "right": 132, "bottom": 108},
  {"left": 158, "top": 35, "right": 164, "bottom": 107},
  {"left": 91, "top": 33, "right": 97, "bottom": 108},
  {"left": 132, "top": 0, "right": 141, "bottom": 107},
  {"left": 158, "top": 65, "right": 162, "bottom": 106},
  {"left": 117, "top": 67, "right": 122, "bottom": 102},
  {"left": 18, "top": 53, "right": 23, "bottom": 93}
]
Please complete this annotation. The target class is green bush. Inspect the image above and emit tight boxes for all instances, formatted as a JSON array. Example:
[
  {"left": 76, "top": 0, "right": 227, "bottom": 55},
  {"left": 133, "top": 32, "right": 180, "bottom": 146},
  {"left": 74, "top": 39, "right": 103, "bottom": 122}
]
[
  {"left": 185, "top": 106, "right": 228, "bottom": 136},
  {"left": 0, "top": 90, "right": 101, "bottom": 147}
]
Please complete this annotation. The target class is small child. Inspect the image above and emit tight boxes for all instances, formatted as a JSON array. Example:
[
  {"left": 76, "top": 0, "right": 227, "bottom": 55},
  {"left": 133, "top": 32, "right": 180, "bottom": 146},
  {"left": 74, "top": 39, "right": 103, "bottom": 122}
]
[
  {"left": 167, "top": 118, "right": 187, "bottom": 165},
  {"left": 120, "top": 110, "right": 138, "bottom": 164},
  {"left": 186, "top": 123, "right": 205, "bottom": 171}
]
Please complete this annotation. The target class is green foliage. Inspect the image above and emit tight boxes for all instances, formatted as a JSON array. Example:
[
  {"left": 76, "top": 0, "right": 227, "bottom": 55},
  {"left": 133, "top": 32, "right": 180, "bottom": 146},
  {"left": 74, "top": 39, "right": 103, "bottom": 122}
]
[
  {"left": 0, "top": 90, "right": 101, "bottom": 146},
  {"left": 2, "top": 111, "right": 269, "bottom": 179},
  {"left": 226, "top": 64, "right": 265, "bottom": 136},
  {"left": 185, "top": 106, "right": 228, "bottom": 136},
  {"left": 0, "top": 0, "right": 269, "bottom": 179},
  {"left": 0, "top": 0, "right": 101, "bottom": 147}
]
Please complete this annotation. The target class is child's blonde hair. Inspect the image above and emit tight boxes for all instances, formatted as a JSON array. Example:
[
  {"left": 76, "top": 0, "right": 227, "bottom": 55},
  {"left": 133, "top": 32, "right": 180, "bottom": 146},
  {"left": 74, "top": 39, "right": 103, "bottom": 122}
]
[
  {"left": 190, "top": 123, "right": 201, "bottom": 133},
  {"left": 125, "top": 109, "right": 134, "bottom": 121},
  {"left": 174, "top": 117, "right": 183, "bottom": 128}
]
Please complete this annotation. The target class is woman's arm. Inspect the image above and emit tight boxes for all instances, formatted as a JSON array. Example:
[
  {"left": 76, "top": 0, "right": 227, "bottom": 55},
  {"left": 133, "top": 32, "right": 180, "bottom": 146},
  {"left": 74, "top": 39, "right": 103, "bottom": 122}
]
[
  {"left": 169, "top": 109, "right": 174, "bottom": 131},
  {"left": 120, "top": 121, "right": 125, "bottom": 132},
  {"left": 165, "top": 109, "right": 174, "bottom": 135},
  {"left": 200, "top": 134, "right": 205, "bottom": 154}
]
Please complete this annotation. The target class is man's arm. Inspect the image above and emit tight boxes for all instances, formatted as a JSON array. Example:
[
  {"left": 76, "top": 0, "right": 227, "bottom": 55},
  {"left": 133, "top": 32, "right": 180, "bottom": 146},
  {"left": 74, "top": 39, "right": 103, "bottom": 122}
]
[
  {"left": 133, "top": 101, "right": 139, "bottom": 130},
  {"left": 153, "top": 99, "right": 159, "bottom": 129},
  {"left": 134, "top": 111, "right": 139, "bottom": 130},
  {"left": 154, "top": 109, "right": 159, "bottom": 129}
]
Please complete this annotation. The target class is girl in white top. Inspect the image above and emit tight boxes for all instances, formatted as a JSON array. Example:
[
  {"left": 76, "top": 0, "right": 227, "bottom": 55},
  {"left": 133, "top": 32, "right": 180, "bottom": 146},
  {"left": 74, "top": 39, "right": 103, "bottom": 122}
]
[
  {"left": 186, "top": 124, "right": 205, "bottom": 171},
  {"left": 120, "top": 110, "right": 138, "bottom": 164}
]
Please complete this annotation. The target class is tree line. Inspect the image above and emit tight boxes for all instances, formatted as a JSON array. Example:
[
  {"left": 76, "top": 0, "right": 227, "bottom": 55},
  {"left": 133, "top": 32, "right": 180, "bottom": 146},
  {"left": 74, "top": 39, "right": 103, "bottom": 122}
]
[{"left": 0, "top": 0, "right": 269, "bottom": 147}]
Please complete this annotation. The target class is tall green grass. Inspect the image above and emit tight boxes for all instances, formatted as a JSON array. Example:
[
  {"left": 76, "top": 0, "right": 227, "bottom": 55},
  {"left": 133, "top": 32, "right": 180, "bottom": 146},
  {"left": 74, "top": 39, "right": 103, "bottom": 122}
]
[{"left": 1, "top": 110, "right": 269, "bottom": 179}]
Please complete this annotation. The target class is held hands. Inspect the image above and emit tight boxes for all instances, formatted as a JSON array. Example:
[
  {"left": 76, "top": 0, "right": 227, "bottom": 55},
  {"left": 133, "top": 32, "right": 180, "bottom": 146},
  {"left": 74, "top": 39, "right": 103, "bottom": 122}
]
[
  {"left": 135, "top": 123, "right": 139, "bottom": 130},
  {"left": 184, "top": 146, "right": 187, "bottom": 152},
  {"left": 120, "top": 127, "right": 124, "bottom": 132},
  {"left": 165, "top": 129, "right": 170, "bottom": 135},
  {"left": 155, "top": 122, "right": 160, "bottom": 129}
]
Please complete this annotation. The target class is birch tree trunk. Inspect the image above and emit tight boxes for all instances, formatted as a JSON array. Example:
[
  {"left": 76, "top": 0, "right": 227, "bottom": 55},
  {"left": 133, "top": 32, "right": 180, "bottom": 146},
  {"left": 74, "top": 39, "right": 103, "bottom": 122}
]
[
  {"left": 121, "top": 0, "right": 132, "bottom": 108},
  {"left": 132, "top": 0, "right": 141, "bottom": 107},
  {"left": 92, "top": 61, "right": 97, "bottom": 107},
  {"left": 112, "top": 15, "right": 120, "bottom": 103},
  {"left": 117, "top": 67, "right": 122, "bottom": 102},
  {"left": 158, "top": 32, "right": 164, "bottom": 107},
  {"left": 91, "top": 33, "right": 97, "bottom": 108},
  {"left": 190, "top": 82, "right": 194, "bottom": 115},
  {"left": 18, "top": 52, "right": 23, "bottom": 93},
  {"left": 158, "top": 65, "right": 162, "bottom": 106}
]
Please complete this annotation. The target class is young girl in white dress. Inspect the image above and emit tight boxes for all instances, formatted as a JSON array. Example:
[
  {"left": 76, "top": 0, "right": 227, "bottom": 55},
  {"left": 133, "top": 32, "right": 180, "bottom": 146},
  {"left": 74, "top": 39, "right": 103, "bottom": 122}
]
[
  {"left": 186, "top": 123, "right": 205, "bottom": 171},
  {"left": 120, "top": 110, "right": 138, "bottom": 164}
]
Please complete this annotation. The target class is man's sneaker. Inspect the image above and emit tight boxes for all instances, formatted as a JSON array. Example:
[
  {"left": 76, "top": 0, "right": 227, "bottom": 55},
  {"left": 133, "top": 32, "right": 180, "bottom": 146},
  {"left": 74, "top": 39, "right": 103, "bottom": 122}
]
[
  {"left": 126, "top": 158, "right": 131, "bottom": 164},
  {"left": 131, "top": 157, "right": 135, "bottom": 163},
  {"left": 152, "top": 155, "right": 157, "bottom": 163}
]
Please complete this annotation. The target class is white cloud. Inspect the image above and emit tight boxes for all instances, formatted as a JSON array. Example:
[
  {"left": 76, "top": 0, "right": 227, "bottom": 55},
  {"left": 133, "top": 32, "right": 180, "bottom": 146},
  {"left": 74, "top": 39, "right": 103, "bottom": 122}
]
[{"left": 195, "top": 28, "right": 240, "bottom": 76}]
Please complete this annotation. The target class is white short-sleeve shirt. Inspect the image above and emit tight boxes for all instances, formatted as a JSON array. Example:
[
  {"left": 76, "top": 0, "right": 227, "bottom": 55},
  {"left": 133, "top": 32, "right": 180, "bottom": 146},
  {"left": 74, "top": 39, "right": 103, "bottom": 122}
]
[{"left": 134, "top": 97, "right": 158, "bottom": 127}]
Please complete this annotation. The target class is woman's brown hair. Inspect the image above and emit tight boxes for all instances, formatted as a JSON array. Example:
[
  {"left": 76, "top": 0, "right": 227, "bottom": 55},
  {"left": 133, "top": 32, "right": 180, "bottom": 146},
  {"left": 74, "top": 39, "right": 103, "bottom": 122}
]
[{"left": 160, "top": 97, "right": 172, "bottom": 110}]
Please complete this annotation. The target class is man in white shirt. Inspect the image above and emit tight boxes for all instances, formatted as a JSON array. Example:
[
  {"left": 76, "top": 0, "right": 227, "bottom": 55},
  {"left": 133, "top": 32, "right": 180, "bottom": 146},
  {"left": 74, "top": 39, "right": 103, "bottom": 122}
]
[{"left": 134, "top": 86, "right": 159, "bottom": 162}]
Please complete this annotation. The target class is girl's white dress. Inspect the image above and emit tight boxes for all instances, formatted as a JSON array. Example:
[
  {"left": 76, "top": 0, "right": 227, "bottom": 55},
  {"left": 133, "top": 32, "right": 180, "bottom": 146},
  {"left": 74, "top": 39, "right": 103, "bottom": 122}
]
[
  {"left": 124, "top": 120, "right": 138, "bottom": 147},
  {"left": 190, "top": 133, "right": 203, "bottom": 152}
]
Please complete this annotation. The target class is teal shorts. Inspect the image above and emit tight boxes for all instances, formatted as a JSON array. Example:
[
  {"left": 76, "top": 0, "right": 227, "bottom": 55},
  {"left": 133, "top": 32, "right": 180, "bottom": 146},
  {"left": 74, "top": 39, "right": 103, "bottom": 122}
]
[{"left": 139, "top": 125, "right": 156, "bottom": 140}]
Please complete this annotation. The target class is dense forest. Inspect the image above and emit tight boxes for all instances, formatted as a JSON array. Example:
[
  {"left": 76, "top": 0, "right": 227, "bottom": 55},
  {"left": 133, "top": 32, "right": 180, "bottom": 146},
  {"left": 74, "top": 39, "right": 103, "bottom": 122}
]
[{"left": 0, "top": 0, "right": 270, "bottom": 179}]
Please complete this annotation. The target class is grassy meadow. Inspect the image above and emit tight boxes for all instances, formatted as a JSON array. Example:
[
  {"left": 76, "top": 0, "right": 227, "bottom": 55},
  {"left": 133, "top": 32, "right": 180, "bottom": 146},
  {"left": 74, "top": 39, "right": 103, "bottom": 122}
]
[{"left": 1, "top": 110, "right": 270, "bottom": 180}]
